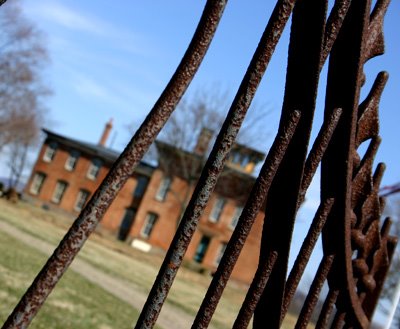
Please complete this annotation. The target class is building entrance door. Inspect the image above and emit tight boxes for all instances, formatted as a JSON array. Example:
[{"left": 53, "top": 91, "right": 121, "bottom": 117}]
[
  {"left": 193, "top": 236, "right": 210, "bottom": 263},
  {"left": 117, "top": 207, "right": 136, "bottom": 241}
]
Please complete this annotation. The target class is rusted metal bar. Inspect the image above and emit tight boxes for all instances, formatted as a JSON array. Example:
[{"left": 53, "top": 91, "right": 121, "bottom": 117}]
[
  {"left": 232, "top": 251, "right": 278, "bottom": 329},
  {"left": 254, "top": 0, "right": 327, "bottom": 327},
  {"left": 295, "top": 255, "right": 335, "bottom": 329},
  {"left": 2, "top": 1, "right": 227, "bottom": 328},
  {"left": 364, "top": 0, "right": 390, "bottom": 62},
  {"left": 331, "top": 310, "right": 346, "bottom": 329},
  {"left": 135, "top": 1, "right": 299, "bottom": 328},
  {"left": 321, "top": 0, "right": 351, "bottom": 65},
  {"left": 321, "top": 0, "right": 377, "bottom": 326},
  {"left": 299, "top": 108, "right": 342, "bottom": 205},
  {"left": 191, "top": 110, "right": 301, "bottom": 329},
  {"left": 316, "top": 289, "right": 340, "bottom": 329},
  {"left": 282, "top": 198, "right": 334, "bottom": 318}
]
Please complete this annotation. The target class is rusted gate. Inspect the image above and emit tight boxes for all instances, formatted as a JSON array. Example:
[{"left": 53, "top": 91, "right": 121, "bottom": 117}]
[{"left": 1, "top": 0, "right": 397, "bottom": 328}]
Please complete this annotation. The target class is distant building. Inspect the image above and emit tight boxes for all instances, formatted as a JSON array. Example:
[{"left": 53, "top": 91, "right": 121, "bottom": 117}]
[{"left": 25, "top": 121, "right": 266, "bottom": 283}]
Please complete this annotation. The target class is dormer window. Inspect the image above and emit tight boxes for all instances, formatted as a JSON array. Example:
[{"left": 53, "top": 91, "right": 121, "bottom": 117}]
[
  {"left": 231, "top": 151, "right": 241, "bottom": 164},
  {"left": 228, "top": 144, "right": 264, "bottom": 174},
  {"left": 87, "top": 158, "right": 102, "bottom": 180},
  {"left": 43, "top": 142, "right": 58, "bottom": 162}
]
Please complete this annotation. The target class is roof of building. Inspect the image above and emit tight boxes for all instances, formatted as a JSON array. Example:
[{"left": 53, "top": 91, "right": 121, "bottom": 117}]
[
  {"left": 155, "top": 139, "right": 259, "bottom": 203},
  {"left": 42, "top": 128, "right": 155, "bottom": 176}
]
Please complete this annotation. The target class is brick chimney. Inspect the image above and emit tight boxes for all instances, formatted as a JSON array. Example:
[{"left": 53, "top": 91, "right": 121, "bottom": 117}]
[
  {"left": 99, "top": 119, "right": 113, "bottom": 146},
  {"left": 194, "top": 128, "right": 213, "bottom": 156}
]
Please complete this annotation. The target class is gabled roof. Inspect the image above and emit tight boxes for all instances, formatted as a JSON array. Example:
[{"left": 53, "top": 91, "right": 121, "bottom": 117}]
[
  {"left": 42, "top": 129, "right": 155, "bottom": 176},
  {"left": 155, "top": 139, "right": 258, "bottom": 202}
]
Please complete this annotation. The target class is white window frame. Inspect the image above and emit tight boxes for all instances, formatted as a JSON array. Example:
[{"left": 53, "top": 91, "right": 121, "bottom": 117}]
[
  {"left": 87, "top": 159, "right": 102, "bottom": 180},
  {"left": 43, "top": 142, "right": 57, "bottom": 162},
  {"left": 30, "top": 172, "right": 46, "bottom": 195},
  {"left": 209, "top": 197, "right": 226, "bottom": 223},
  {"left": 230, "top": 206, "right": 243, "bottom": 229},
  {"left": 74, "top": 190, "right": 90, "bottom": 212},
  {"left": 65, "top": 151, "right": 79, "bottom": 171},
  {"left": 155, "top": 176, "right": 171, "bottom": 201},
  {"left": 51, "top": 181, "right": 68, "bottom": 204},
  {"left": 215, "top": 243, "right": 227, "bottom": 266},
  {"left": 141, "top": 213, "right": 158, "bottom": 238}
]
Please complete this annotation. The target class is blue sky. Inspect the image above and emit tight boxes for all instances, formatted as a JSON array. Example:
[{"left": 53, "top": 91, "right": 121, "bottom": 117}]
[
  {"left": 16, "top": 0, "right": 398, "bottom": 186},
  {"left": 5, "top": 0, "right": 399, "bottom": 324}
]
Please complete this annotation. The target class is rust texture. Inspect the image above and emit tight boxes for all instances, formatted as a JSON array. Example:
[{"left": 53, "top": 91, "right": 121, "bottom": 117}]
[
  {"left": 316, "top": 289, "right": 340, "bottom": 329},
  {"left": 1, "top": 1, "right": 228, "bottom": 328},
  {"left": 136, "top": 1, "right": 298, "bottom": 328},
  {"left": 232, "top": 251, "right": 278, "bottom": 329},
  {"left": 254, "top": 0, "right": 328, "bottom": 327},
  {"left": 282, "top": 198, "right": 334, "bottom": 318},
  {"left": 191, "top": 110, "right": 301, "bottom": 329},
  {"left": 2, "top": 0, "right": 397, "bottom": 328},
  {"left": 319, "top": 0, "right": 396, "bottom": 327},
  {"left": 294, "top": 255, "right": 335, "bottom": 329}
]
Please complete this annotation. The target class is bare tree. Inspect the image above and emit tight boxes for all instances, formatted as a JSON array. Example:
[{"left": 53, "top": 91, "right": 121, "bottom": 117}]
[
  {"left": 138, "top": 87, "right": 271, "bottom": 224},
  {"left": 0, "top": 1, "right": 50, "bottom": 189}
]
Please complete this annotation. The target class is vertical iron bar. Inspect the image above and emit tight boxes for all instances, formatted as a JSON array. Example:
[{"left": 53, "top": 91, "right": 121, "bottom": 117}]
[
  {"left": 191, "top": 110, "right": 301, "bottom": 329},
  {"left": 294, "top": 255, "right": 335, "bottom": 329},
  {"left": 299, "top": 108, "right": 342, "bottom": 205},
  {"left": 232, "top": 252, "right": 278, "bottom": 329},
  {"left": 254, "top": 0, "right": 327, "bottom": 327},
  {"left": 331, "top": 311, "right": 346, "bottom": 329},
  {"left": 135, "top": 2, "right": 299, "bottom": 327},
  {"left": 1, "top": 1, "right": 228, "bottom": 328},
  {"left": 282, "top": 198, "right": 334, "bottom": 318},
  {"left": 316, "top": 289, "right": 340, "bottom": 329},
  {"left": 321, "top": 0, "right": 351, "bottom": 65}
]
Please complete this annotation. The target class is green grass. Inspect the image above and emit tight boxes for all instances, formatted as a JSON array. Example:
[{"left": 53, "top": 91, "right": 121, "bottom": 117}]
[
  {"left": 0, "top": 230, "right": 139, "bottom": 329},
  {"left": 0, "top": 199, "right": 302, "bottom": 328}
]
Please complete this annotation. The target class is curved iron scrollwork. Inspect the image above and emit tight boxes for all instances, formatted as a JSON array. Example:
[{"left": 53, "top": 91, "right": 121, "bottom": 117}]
[{"left": 1, "top": 0, "right": 396, "bottom": 329}]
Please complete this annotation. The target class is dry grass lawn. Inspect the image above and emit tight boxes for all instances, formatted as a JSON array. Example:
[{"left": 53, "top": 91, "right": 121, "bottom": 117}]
[{"left": 0, "top": 198, "right": 301, "bottom": 328}]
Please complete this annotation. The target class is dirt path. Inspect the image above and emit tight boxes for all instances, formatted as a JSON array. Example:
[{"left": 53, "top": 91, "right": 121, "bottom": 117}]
[{"left": 0, "top": 220, "right": 195, "bottom": 329}]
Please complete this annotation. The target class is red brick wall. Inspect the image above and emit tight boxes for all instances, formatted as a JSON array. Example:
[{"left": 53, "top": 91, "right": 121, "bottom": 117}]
[
  {"left": 129, "top": 168, "right": 265, "bottom": 284},
  {"left": 25, "top": 140, "right": 139, "bottom": 235},
  {"left": 26, "top": 138, "right": 265, "bottom": 284}
]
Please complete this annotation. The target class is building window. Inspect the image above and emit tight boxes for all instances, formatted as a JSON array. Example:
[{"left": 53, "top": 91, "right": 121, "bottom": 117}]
[
  {"left": 240, "top": 154, "right": 250, "bottom": 167},
  {"left": 65, "top": 150, "right": 80, "bottom": 171},
  {"left": 74, "top": 189, "right": 90, "bottom": 212},
  {"left": 30, "top": 172, "right": 46, "bottom": 195},
  {"left": 215, "top": 243, "right": 227, "bottom": 266},
  {"left": 209, "top": 197, "right": 226, "bottom": 223},
  {"left": 155, "top": 176, "right": 171, "bottom": 201},
  {"left": 194, "top": 235, "right": 211, "bottom": 263},
  {"left": 141, "top": 213, "right": 158, "bottom": 238},
  {"left": 118, "top": 207, "right": 137, "bottom": 241},
  {"left": 133, "top": 176, "right": 149, "bottom": 198},
  {"left": 231, "top": 150, "right": 241, "bottom": 164},
  {"left": 230, "top": 206, "right": 243, "bottom": 229},
  {"left": 51, "top": 181, "right": 68, "bottom": 204},
  {"left": 43, "top": 142, "right": 58, "bottom": 162},
  {"left": 87, "top": 159, "right": 102, "bottom": 180}
]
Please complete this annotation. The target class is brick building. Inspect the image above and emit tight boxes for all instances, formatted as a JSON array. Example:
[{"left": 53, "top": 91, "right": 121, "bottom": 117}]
[{"left": 25, "top": 121, "right": 266, "bottom": 283}]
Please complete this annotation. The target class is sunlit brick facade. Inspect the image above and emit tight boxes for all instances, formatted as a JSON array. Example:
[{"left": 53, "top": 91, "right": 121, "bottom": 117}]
[{"left": 25, "top": 123, "right": 266, "bottom": 283}]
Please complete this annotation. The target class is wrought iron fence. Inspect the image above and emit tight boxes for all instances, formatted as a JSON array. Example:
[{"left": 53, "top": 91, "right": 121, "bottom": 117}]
[{"left": 1, "top": 0, "right": 397, "bottom": 328}]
